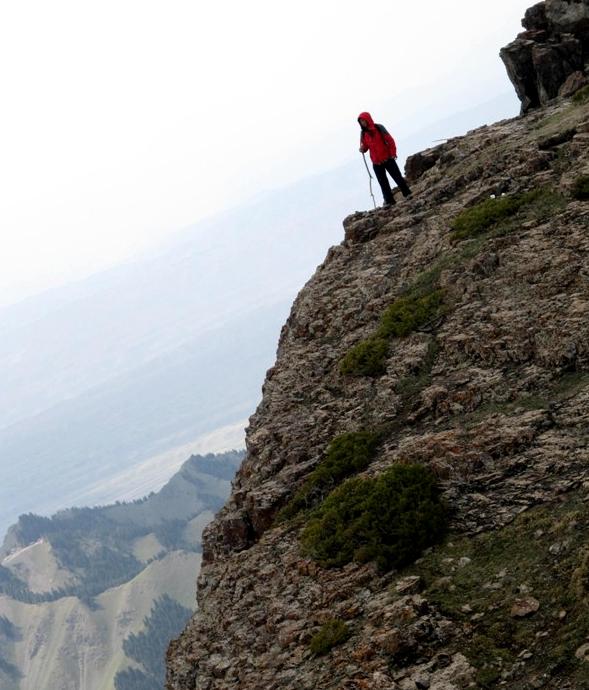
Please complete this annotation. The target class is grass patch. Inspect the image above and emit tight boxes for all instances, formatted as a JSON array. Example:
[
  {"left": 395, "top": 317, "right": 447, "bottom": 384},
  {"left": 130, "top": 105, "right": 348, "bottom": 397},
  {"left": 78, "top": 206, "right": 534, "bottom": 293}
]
[
  {"left": 460, "top": 395, "right": 547, "bottom": 428},
  {"left": 301, "top": 464, "right": 447, "bottom": 571},
  {"left": 572, "top": 85, "right": 589, "bottom": 106},
  {"left": 409, "top": 258, "right": 453, "bottom": 296},
  {"left": 309, "top": 619, "right": 351, "bottom": 656},
  {"left": 410, "top": 494, "right": 589, "bottom": 687},
  {"left": 279, "top": 431, "right": 381, "bottom": 520},
  {"left": 450, "top": 189, "right": 565, "bottom": 242},
  {"left": 572, "top": 175, "right": 589, "bottom": 201},
  {"left": 534, "top": 97, "right": 589, "bottom": 142},
  {"left": 451, "top": 195, "right": 525, "bottom": 240}
]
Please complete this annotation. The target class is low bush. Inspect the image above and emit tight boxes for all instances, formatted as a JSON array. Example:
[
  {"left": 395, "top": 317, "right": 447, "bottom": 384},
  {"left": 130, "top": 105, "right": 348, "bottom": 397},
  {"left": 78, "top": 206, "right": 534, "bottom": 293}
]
[
  {"left": 572, "top": 175, "right": 589, "bottom": 201},
  {"left": 309, "top": 619, "right": 351, "bottom": 656},
  {"left": 340, "top": 289, "right": 444, "bottom": 377},
  {"left": 340, "top": 336, "right": 389, "bottom": 377},
  {"left": 280, "top": 431, "right": 381, "bottom": 519},
  {"left": 301, "top": 464, "right": 447, "bottom": 572},
  {"left": 378, "top": 290, "right": 444, "bottom": 339},
  {"left": 450, "top": 189, "right": 564, "bottom": 242},
  {"left": 451, "top": 195, "right": 523, "bottom": 241}
]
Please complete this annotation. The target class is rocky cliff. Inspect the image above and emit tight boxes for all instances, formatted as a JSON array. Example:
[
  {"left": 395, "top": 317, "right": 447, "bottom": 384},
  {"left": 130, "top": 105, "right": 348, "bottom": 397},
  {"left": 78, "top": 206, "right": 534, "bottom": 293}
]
[
  {"left": 501, "top": 0, "right": 589, "bottom": 113},
  {"left": 166, "top": 7, "right": 589, "bottom": 689}
]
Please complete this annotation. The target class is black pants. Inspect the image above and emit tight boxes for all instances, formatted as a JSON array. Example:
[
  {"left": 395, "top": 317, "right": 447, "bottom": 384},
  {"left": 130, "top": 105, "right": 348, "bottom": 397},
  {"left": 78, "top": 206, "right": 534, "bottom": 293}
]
[{"left": 373, "top": 158, "right": 411, "bottom": 204}]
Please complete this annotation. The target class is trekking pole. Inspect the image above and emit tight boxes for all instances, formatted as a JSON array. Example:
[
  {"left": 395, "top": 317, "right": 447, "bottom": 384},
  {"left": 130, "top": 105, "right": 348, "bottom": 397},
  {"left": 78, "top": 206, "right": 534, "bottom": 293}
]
[{"left": 361, "top": 152, "right": 377, "bottom": 210}]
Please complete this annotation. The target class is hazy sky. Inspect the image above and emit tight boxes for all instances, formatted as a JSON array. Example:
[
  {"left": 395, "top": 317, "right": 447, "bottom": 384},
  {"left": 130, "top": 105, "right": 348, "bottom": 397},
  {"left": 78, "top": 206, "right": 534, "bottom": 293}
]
[{"left": 0, "top": 0, "right": 532, "bottom": 307}]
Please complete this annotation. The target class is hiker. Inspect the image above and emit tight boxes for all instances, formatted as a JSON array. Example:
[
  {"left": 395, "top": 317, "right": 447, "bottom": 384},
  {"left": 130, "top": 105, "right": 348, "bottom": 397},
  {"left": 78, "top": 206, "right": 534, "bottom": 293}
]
[{"left": 358, "top": 112, "right": 412, "bottom": 206}]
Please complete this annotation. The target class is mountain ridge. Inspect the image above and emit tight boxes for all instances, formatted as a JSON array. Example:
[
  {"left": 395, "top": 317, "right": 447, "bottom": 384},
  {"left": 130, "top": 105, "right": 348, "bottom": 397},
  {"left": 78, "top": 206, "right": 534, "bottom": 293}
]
[{"left": 0, "top": 450, "right": 243, "bottom": 690}]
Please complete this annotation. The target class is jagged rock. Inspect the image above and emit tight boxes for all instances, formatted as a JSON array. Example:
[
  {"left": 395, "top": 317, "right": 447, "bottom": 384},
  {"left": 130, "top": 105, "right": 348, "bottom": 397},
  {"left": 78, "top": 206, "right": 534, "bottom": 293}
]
[
  {"left": 559, "top": 69, "right": 589, "bottom": 96},
  {"left": 500, "top": 0, "right": 589, "bottom": 113},
  {"left": 545, "top": 0, "right": 589, "bottom": 38},
  {"left": 395, "top": 576, "right": 423, "bottom": 595},
  {"left": 405, "top": 148, "right": 441, "bottom": 183},
  {"left": 343, "top": 211, "right": 381, "bottom": 243},
  {"left": 511, "top": 596, "right": 541, "bottom": 617},
  {"left": 414, "top": 674, "right": 431, "bottom": 689},
  {"left": 538, "top": 126, "right": 578, "bottom": 148},
  {"left": 523, "top": 2, "right": 549, "bottom": 31}
]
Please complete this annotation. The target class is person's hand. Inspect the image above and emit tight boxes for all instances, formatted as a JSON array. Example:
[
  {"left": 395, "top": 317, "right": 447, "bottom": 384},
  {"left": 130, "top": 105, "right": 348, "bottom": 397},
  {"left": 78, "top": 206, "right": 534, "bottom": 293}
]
[{"left": 359, "top": 147, "right": 364, "bottom": 153}]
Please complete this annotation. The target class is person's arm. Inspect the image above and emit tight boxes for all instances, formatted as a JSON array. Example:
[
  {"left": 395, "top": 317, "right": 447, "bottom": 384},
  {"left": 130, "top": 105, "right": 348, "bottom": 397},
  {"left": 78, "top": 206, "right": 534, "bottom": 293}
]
[{"left": 359, "top": 132, "right": 368, "bottom": 153}]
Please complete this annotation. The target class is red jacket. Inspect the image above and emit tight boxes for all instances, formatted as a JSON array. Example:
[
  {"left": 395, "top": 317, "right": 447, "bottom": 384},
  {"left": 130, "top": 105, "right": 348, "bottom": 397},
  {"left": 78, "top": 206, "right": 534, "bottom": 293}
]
[{"left": 358, "top": 111, "right": 397, "bottom": 164}]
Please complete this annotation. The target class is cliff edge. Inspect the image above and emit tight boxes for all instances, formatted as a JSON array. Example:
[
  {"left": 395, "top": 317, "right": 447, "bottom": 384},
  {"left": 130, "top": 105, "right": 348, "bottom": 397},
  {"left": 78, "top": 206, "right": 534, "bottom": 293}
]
[{"left": 167, "top": 6, "right": 589, "bottom": 689}]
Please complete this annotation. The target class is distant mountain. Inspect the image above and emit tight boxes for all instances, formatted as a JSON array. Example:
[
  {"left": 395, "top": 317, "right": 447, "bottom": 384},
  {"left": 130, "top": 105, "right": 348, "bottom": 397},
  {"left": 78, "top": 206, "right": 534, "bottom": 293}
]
[{"left": 0, "top": 450, "right": 243, "bottom": 690}]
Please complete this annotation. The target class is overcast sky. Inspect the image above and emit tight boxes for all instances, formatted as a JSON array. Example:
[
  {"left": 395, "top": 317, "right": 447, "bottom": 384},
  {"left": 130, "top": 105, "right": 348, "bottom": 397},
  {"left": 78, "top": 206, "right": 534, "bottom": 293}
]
[{"left": 0, "top": 0, "right": 532, "bottom": 307}]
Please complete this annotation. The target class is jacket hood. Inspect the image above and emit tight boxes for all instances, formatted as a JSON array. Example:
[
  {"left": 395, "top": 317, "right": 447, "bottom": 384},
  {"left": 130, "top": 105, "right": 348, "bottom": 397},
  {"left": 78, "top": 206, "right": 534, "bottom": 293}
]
[{"left": 358, "top": 111, "right": 376, "bottom": 130}]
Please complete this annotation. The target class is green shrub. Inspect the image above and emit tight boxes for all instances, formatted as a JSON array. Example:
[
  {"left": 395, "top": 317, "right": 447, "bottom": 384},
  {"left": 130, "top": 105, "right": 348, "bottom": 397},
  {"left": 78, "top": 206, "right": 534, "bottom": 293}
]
[
  {"left": 280, "top": 431, "right": 381, "bottom": 519},
  {"left": 378, "top": 290, "right": 444, "bottom": 339},
  {"left": 475, "top": 665, "right": 502, "bottom": 688},
  {"left": 340, "top": 289, "right": 444, "bottom": 377},
  {"left": 572, "top": 175, "right": 589, "bottom": 201},
  {"left": 409, "top": 261, "right": 450, "bottom": 297},
  {"left": 450, "top": 189, "right": 564, "bottom": 241},
  {"left": 301, "top": 464, "right": 447, "bottom": 572},
  {"left": 528, "top": 188, "right": 567, "bottom": 217},
  {"left": 309, "top": 619, "right": 351, "bottom": 656},
  {"left": 340, "top": 336, "right": 389, "bottom": 377},
  {"left": 572, "top": 85, "right": 589, "bottom": 105}
]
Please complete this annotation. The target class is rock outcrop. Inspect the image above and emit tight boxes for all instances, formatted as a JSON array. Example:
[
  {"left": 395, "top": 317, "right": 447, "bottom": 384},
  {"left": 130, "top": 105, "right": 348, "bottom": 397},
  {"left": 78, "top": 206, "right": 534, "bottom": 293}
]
[
  {"left": 500, "top": 0, "right": 589, "bottom": 113},
  {"left": 167, "top": 8, "right": 589, "bottom": 689}
]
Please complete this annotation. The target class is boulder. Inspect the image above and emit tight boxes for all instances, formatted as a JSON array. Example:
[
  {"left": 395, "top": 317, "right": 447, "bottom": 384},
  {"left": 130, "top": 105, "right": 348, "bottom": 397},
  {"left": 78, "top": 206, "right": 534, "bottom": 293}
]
[
  {"left": 559, "top": 69, "right": 589, "bottom": 95},
  {"left": 522, "top": 3, "right": 549, "bottom": 31},
  {"left": 500, "top": 0, "right": 589, "bottom": 113},
  {"left": 511, "top": 596, "right": 541, "bottom": 617},
  {"left": 404, "top": 148, "right": 441, "bottom": 183},
  {"left": 545, "top": 0, "right": 589, "bottom": 40}
]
